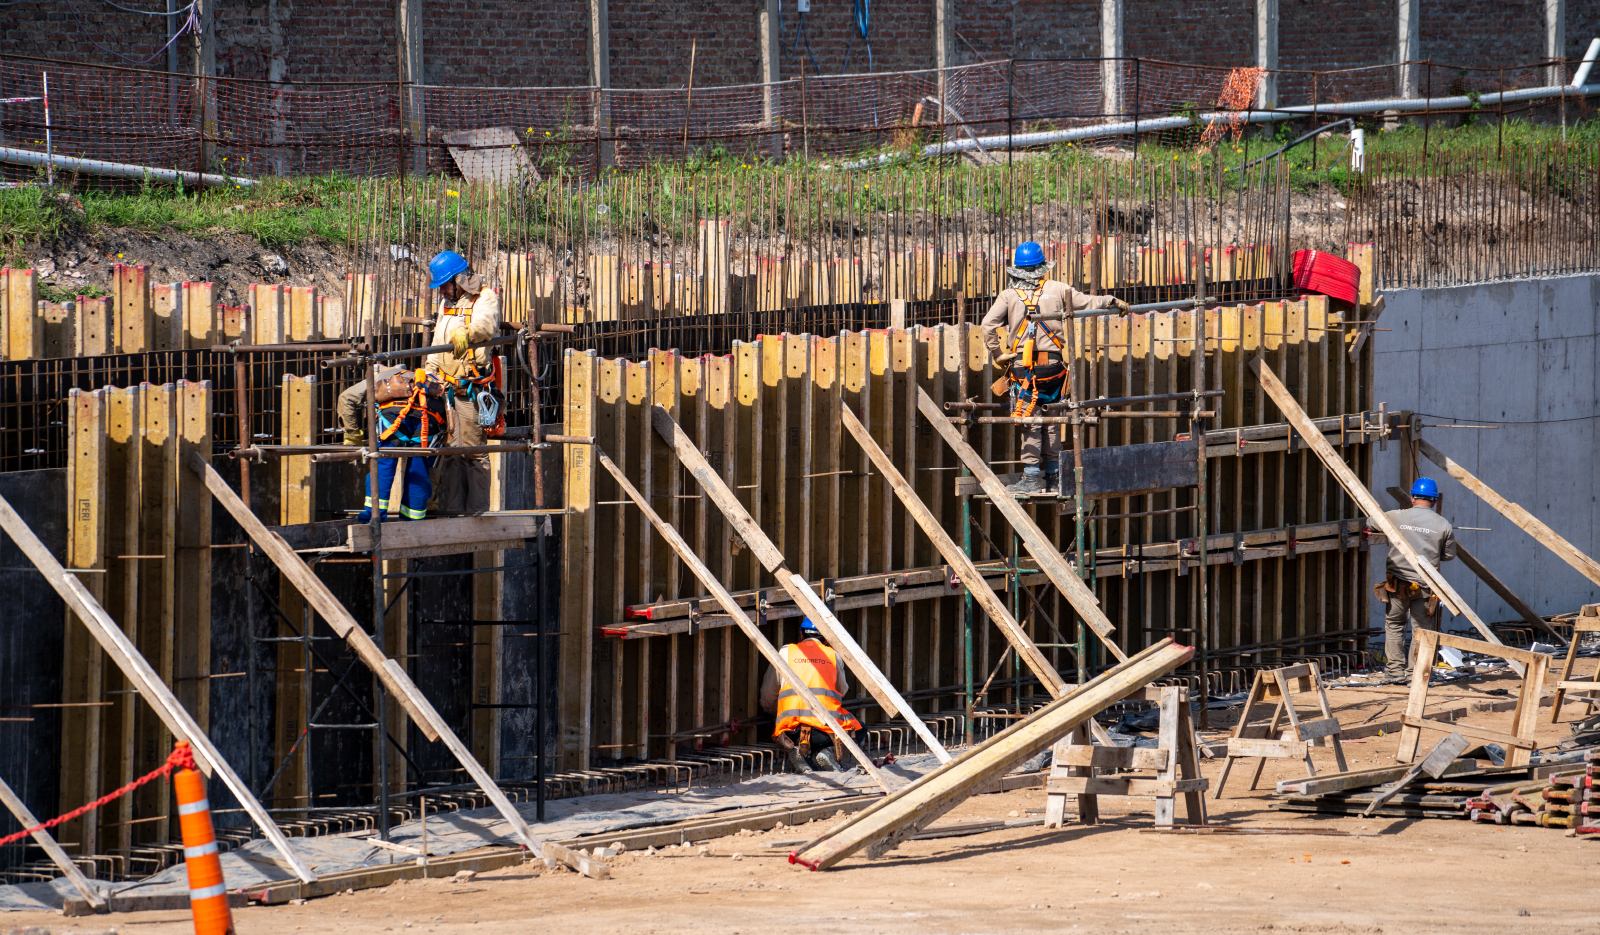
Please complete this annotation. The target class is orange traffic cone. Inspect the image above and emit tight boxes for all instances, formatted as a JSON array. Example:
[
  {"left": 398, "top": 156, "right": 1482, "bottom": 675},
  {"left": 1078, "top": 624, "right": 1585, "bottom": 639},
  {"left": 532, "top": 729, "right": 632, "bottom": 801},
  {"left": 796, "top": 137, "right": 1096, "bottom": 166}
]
[{"left": 172, "top": 742, "right": 235, "bottom": 935}]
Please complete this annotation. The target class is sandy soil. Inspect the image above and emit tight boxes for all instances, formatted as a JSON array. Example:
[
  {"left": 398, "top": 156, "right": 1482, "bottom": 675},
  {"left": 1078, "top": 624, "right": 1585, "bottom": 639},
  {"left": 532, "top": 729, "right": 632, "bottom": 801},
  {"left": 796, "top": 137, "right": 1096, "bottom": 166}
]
[{"left": 7, "top": 672, "right": 1598, "bottom": 935}]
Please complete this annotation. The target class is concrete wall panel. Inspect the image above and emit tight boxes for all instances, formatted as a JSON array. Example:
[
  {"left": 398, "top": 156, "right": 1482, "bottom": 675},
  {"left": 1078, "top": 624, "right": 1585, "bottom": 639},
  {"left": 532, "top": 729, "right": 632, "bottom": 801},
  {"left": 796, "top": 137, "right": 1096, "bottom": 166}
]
[{"left": 1371, "top": 272, "right": 1600, "bottom": 633}]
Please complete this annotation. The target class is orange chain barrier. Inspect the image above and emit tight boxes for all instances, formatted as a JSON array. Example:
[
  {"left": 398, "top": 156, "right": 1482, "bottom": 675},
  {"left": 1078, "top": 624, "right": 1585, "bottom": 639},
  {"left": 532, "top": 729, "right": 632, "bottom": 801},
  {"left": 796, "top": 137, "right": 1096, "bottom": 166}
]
[{"left": 0, "top": 741, "right": 197, "bottom": 850}]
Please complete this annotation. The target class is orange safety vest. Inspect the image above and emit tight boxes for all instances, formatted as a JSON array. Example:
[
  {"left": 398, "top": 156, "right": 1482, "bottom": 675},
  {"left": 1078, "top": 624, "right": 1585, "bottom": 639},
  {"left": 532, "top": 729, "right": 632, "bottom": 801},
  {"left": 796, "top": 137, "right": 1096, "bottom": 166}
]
[{"left": 772, "top": 640, "right": 862, "bottom": 736}]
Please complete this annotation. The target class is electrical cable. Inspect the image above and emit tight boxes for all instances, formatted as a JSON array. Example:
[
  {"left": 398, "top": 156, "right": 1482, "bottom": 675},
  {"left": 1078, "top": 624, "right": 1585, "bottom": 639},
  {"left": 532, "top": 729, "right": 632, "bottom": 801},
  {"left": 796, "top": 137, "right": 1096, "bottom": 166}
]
[
  {"left": 99, "top": 0, "right": 194, "bottom": 15},
  {"left": 63, "top": 0, "right": 199, "bottom": 66},
  {"left": 793, "top": 10, "right": 822, "bottom": 78}
]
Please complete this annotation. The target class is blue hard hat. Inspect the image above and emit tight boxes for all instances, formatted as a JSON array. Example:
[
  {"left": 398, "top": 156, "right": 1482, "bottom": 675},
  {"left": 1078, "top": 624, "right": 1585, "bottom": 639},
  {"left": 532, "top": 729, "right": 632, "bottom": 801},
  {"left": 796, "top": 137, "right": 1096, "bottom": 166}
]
[
  {"left": 428, "top": 250, "right": 470, "bottom": 290},
  {"left": 1410, "top": 477, "right": 1439, "bottom": 499},
  {"left": 1013, "top": 241, "right": 1046, "bottom": 268},
  {"left": 799, "top": 617, "right": 821, "bottom": 638}
]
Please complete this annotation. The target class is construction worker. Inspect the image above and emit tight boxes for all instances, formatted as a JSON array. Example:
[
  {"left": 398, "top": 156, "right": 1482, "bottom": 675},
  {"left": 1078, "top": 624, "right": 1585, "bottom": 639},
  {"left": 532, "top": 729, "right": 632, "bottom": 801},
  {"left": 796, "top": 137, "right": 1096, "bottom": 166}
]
[
  {"left": 759, "top": 619, "right": 862, "bottom": 774},
  {"left": 1377, "top": 477, "right": 1457, "bottom": 682},
  {"left": 981, "top": 241, "right": 1131, "bottom": 496},
  {"left": 356, "top": 368, "right": 450, "bottom": 522},
  {"left": 424, "top": 250, "right": 503, "bottom": 515}
]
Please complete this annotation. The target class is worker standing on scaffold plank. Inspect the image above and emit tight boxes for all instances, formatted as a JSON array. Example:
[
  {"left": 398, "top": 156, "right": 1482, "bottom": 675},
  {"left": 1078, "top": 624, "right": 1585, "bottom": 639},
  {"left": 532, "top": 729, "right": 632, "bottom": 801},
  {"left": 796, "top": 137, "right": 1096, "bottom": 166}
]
[
  {"left": 981, "top": 241, "right": 1129, "bottom": 497},
  {"left": 356, "top": 367, "right": 450, "bottom": 522},
  {"left": 424, "top": 250, "right": 504, "bottom": 515}
]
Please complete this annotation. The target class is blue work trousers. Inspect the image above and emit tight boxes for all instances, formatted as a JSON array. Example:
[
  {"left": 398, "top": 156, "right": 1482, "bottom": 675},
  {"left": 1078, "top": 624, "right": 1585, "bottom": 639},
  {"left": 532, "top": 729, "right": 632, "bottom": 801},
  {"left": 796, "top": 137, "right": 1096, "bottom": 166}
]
[{"left": 359, "top": 453, "right": 436, "bottom": 521}]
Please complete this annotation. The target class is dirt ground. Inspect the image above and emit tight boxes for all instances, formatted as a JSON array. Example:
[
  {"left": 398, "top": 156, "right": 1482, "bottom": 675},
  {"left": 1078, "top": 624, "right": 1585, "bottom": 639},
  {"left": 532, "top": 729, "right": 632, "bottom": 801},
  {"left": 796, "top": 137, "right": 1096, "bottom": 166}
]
[{"left": 7, "top": 671, "right": 1599, "bottom": 935}]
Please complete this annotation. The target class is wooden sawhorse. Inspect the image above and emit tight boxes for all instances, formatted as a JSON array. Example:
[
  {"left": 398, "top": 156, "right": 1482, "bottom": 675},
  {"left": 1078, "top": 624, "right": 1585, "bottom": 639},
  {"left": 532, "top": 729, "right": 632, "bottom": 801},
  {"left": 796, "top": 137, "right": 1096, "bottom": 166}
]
[
  {"left": 1214, "top": 662, "right": 1347, "bottom": 797},
  {"left": 1045, "top": 685, "right": 1207, "bottom": 827},
  {"left": 1552, "top": 615, "right": 1600, "bottom": 723}
]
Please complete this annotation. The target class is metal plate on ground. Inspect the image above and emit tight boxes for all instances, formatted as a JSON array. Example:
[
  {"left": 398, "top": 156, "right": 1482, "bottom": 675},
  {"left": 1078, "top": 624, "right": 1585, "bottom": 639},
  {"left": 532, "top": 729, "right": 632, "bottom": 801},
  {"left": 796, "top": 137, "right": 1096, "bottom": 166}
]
[
  {"left": 1069, "top": 438, "right": 1199, "bottom": 497},
  {"left": 441, "top": 127, "right": 541, "bottom": 185}
]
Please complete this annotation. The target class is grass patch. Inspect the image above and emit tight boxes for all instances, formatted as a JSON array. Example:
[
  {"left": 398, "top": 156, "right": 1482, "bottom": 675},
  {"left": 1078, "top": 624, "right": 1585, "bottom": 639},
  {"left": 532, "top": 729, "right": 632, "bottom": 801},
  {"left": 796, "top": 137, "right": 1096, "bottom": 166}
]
[{"left": 0, "top": 117, "right": 1594, "bottom": 261}]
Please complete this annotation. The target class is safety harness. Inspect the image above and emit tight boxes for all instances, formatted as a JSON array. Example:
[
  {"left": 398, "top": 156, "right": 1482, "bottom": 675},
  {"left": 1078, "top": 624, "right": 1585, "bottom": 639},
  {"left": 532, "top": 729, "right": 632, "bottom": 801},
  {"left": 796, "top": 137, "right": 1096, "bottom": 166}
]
[
  {"left": 376, "top": 370, "right": 449, "bottom": 447},
  {"left": 438, "top": 306, "right": 507, "bottom": 438},
  {"left": 1004, "top": 284, "right": 1070, "bottom": 417}
]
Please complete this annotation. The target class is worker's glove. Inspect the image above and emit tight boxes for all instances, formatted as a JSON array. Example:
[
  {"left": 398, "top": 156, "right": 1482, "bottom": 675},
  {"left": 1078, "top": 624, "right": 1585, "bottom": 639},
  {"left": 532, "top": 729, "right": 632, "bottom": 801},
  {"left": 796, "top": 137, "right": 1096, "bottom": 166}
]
[
  {"left": 992, "top": 352, "right": 1018, "bottom": 368},
  {"left": 343, "top": 430, "right": 366, "bottom": 447},
  {"left": 1110, "top": 298, "right": 1133, "bottom": 313},
  {"left": 450, "top": 327, "right": 471, "bottom": 359}
]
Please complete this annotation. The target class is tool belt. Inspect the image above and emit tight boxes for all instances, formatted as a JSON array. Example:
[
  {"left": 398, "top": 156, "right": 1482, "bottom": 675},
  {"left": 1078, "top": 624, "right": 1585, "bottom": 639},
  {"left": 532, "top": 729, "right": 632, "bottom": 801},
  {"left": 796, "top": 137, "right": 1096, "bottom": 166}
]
[
  {"left": 445, "top": 354, "right": 507, "bottom": 439},
  {"left": 1375, "top": 574, "right": 1440, "bottom": 616}
]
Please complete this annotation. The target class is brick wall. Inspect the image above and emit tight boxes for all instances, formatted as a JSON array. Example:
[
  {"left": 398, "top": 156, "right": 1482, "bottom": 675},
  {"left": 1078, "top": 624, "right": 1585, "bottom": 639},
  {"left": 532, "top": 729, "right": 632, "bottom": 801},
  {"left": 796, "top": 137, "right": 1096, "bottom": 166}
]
[
  {"left": 1124, "top": 0, "right": 1254, "bottom": 69},
  {"left": 1280, "top": 0, "right": 1395, "bottom": 103},
  {"left": 0, "top": 0, "right": 1577, "bottom": 95}
]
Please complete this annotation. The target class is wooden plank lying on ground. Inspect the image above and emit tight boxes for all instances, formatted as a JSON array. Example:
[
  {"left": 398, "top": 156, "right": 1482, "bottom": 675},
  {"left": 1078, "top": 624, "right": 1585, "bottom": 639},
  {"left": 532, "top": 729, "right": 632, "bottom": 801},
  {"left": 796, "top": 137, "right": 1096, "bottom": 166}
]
[
  {"left": 1249, "top": 358, "right": 1518, "bottom": 672},
  {"left": 0, "top": 491, "right": 316, "bottom": 884},
  {"left": 1418, "top": 438, "right": 1600, "bottom": 590},
  {"left": 651, "top": 405, "right": 952, "bottom": 764},
  {"left": 915, "top": 386, "right": 1127, "bottom": 662},
  {"left": 595, "top": 448, "right": 896, "bottom": 792},
  {"left": 789, "top": 640, "right": 1192, "bottom": 870}
]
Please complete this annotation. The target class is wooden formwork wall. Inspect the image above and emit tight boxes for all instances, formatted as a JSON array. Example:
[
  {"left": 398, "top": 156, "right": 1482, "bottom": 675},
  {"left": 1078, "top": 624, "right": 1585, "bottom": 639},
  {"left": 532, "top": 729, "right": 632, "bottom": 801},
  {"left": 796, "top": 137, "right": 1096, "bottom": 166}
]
[
  {"left": 59, "top": 382, "right": 212, "bottom": 866},
  {"left": 559, "top": 294, "right": 1376, "bottom": 769}
]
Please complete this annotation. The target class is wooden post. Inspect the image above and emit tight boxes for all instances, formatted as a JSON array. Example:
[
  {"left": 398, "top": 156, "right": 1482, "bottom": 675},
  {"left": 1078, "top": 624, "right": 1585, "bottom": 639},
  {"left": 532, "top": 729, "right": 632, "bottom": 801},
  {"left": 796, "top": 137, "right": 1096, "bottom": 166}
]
[
  {"left": 115, "top": 263, "right": 153, "bottom": 353},
  {"left": 277, "top": 374, "right": 315, "bottom": 808},
  {"left": 652, "top": 404, "right": 953, "bottom": 762},
  {"left": 0, "top": 491, "right": 315, "bottom": 883},
  {"left": 790, "top": 639, "right": 1193, "bottom": 871},
  {"left": 251, "top": 283, "right": 286, "bottom": 345},
  {"left": 74, "top": 295, "right": 110, "bottom": 357},
  {"left": 60, "top": 391, "right": 106, "bottom": 854},
  {"left": 914, "top": 386, "right": 1128, "bottom": 662},
  {"left": 560, "top": 350, "right": 597, "bottom": 770},
  {"left": 5, "top": 268, "right": 41, "bottom": 360},
  {"left": 1249, "top": 358, "right": 1518, "bottom": 671}
]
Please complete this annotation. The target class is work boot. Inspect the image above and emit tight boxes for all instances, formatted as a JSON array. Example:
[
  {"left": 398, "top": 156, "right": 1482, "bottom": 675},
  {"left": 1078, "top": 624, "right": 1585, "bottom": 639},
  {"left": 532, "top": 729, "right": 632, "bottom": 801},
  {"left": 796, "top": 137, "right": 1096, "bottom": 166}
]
[
  {"left": 785, "top": 747, "right": 814, "bottom": 774},
  {"left": 812, "top": 748, "right": 843, "bottom": 772},
  {"left": 1043, "top": 471, "right": 1061, "bottom": 493},
  {"left": 1006, "top": 472, "right": 1046, "bottom": 497}
]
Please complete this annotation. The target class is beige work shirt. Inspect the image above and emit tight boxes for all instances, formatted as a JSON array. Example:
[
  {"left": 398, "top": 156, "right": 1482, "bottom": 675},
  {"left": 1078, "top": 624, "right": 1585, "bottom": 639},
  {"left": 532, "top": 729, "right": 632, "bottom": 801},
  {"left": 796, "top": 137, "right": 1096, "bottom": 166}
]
[
  {"left": 425, "top": 287, "right": 502, "bottom": 382},
  {"left": 980, "top": 281, "right": 1118, "bottom": 359}
]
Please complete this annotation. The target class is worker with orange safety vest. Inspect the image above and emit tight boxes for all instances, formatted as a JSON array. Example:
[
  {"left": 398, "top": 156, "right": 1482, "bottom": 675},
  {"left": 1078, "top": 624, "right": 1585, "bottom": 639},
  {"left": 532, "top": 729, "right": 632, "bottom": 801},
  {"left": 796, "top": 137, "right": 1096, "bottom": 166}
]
[
  {"left": 981, "top": 241, "right": 1130, "bottom": 496},
  {"left": 759, "top": 619, "right": 862, "bottom": 773},
  {"left": 424, "top": 250, "right": 504, "bottom": 515},
  {"left": 356, "top": 367, "right": 450, "bottom": 522}
]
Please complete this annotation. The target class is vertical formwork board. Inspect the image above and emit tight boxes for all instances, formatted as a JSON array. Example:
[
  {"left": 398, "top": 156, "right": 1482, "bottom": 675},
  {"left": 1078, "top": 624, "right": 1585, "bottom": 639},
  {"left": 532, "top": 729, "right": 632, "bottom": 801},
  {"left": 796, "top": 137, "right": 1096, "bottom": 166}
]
[
  {"left": 61, "top": 390, "right": 107, "bottom": 856},
  {"left": 558, "top": 350, "right": 597, "bottom": 771},
  {"left": 276, "top": 375, "right": 315, "bottom": 811}
]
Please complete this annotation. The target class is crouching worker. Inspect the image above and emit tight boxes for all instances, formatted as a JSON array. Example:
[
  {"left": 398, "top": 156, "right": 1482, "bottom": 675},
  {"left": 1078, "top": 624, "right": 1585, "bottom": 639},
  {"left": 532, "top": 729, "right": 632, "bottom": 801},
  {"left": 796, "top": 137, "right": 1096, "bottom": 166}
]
[
  {"left": 355, "top": 367, "right": 450, "bottom": 522},
  {"left": 759, "top": 618, "right": 862, "bottom": 774}
]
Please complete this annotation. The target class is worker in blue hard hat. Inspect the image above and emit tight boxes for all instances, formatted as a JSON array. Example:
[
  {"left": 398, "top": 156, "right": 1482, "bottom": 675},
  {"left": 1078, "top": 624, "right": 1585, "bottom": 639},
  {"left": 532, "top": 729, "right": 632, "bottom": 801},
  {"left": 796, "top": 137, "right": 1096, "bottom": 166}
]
[
  {"left": 759, "top": 618, "right": 861, "bottom": 774},
  {"left": 423, "top": 249, "right": 503, "bottom": 515},
  {"left": 981, "top": 241, "right": 1132, "bottom": 497},
  {"left": 1376, "top": 476, "right": 1457, "bottom": 682}
]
